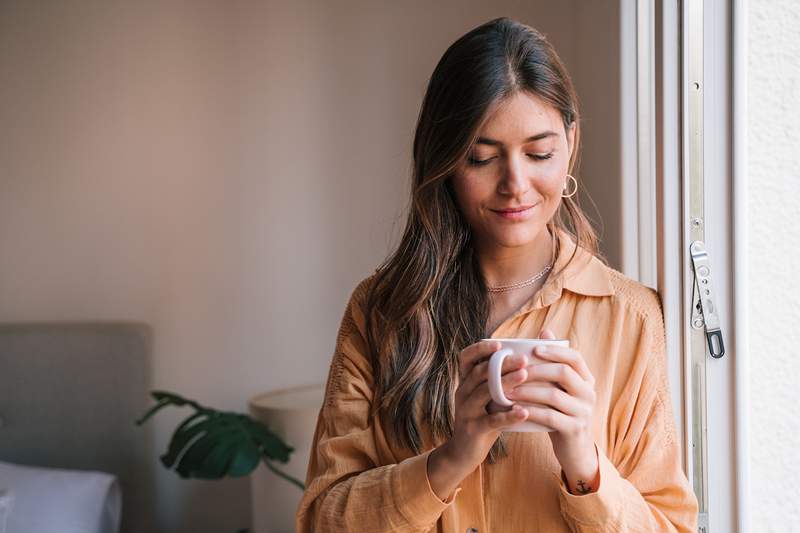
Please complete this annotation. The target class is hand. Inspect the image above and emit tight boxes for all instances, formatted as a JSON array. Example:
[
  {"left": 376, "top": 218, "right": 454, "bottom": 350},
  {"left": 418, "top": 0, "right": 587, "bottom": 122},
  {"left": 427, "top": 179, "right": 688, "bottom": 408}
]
[
  {"left": 506, "top": 328, "right": 599, "bottom": 493},
  {"left": 446, "top": 339, "right": 531, "bottom": 470},
  {"left": 428, "top": 339, "right": 532, "bottom": 502}
]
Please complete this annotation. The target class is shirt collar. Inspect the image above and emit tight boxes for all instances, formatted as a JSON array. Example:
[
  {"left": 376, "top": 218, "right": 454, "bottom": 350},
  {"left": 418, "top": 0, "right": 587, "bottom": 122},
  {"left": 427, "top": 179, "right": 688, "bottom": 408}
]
[{"left": 528, "top": 226, "right": 614, "bottom": 309}]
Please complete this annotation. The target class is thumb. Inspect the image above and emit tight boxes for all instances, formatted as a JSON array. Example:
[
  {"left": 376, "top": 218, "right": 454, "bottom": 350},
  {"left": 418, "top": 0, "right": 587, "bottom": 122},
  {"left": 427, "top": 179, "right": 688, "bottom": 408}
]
[{"left": 539, "top": 327, "right": 557, "bottom": 340}]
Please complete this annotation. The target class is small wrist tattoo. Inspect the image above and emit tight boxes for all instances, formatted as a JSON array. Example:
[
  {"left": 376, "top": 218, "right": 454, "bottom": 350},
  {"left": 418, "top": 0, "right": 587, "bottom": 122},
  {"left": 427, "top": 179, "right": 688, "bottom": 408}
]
[{"left": 575, "top": 479, "right": 593, "bottom": 494}]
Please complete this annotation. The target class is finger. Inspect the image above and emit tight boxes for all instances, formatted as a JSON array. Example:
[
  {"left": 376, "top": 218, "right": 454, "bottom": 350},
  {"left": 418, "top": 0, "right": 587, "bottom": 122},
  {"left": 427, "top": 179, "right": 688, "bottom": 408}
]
[
  {"left": 524, "top": 404, "right": 585, "bottom": 434},
  {"left": 457, "top": 359, "right": 489, "bottom": 401},
  {"left": 507, "top": 383, "right": 587, "bottom": 418},
  {"left": 527, "top": 362, "right": 585, "bottom": 396},
  {"left": 464, "top": 367, "right": 528, "bottom": 412},
  {"left": 484, "top": 404, "right": 528, "bottom": 431},
  {"left": 485, "top": 399, "right": 511, "bottom": 415},
  {"left": 458, "top": 340, "right": 501, "bottom": 378},
  {"left": 534, "top": 345, "right": 594, "bottom": 383},
  {"left": 458, "top": 353, "right": 527, "bottom": 400},
  {"left": 501, "top": 354, "right": 528, "bottom": 373}
]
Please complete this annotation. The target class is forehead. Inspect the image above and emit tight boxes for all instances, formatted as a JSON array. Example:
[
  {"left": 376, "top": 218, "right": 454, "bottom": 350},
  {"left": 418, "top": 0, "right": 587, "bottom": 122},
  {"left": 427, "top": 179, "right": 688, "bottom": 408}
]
[{"left": 477, "top": 91, "right": 562, "bottom": 143}]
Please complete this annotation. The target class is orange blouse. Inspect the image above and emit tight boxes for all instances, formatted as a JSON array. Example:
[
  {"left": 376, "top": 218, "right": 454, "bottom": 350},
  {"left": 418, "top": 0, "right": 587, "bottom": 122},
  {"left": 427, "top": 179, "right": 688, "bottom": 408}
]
[{"left": 296, "top": 228, "right": 699, "bottom": 532}]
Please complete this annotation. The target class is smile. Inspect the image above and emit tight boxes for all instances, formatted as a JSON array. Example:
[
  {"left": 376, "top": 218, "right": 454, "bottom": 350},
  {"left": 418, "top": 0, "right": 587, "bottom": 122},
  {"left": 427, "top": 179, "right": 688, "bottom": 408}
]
[{"left": 490, "top": 204, "right": 537, "bottom": 221}]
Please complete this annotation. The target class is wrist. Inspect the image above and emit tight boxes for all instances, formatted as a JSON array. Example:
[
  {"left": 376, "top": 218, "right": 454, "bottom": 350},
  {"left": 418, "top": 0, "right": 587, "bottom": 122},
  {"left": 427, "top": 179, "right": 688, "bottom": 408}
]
[
  {"left": 428, "top": 441, "right": 469, "bottom": 503},
  {"left": 560, "top": 442, "right": 600, "bottom": 495}
]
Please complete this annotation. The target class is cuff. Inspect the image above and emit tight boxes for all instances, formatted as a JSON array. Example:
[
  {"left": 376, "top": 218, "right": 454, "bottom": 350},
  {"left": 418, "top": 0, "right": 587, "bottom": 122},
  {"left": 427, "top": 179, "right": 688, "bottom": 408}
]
[
  {"left": 550, "top": 443, "right": 623, "bottom": 526},
  {"left": 392, "top": 449, "right": 461, "bottom": 529}
]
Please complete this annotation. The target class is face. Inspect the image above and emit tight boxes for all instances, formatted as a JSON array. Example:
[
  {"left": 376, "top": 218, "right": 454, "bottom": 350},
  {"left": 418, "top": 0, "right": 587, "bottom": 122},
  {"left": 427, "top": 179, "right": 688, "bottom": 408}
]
[{"left": 450, "top": 91, "right": 576, "bottom": 253}]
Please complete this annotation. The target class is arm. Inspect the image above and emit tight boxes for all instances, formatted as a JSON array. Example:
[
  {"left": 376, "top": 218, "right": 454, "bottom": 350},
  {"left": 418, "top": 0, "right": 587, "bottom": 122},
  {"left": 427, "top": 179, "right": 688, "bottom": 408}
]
[
  {"left": 295, "top": 280, "right": 459, "bottom": 533},
  {"left": 552, "top": 288, "right": 699, "bottom": 532}
]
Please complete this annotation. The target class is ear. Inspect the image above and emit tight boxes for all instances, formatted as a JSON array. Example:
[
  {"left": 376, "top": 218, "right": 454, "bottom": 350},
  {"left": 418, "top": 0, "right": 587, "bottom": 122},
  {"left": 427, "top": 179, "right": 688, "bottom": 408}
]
[{"left": 566, "top": 121, "right": 576, "bottom": 159}]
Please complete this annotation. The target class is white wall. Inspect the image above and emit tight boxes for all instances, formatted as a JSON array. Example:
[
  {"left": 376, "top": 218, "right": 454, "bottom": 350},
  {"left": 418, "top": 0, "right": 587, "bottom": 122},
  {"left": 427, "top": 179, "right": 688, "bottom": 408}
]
[
  {"left": 747, "top": 0, "right": 800, "bottom": 529},
  {"left": 0, "top": 1, "right": 623, "bottom": 531}
]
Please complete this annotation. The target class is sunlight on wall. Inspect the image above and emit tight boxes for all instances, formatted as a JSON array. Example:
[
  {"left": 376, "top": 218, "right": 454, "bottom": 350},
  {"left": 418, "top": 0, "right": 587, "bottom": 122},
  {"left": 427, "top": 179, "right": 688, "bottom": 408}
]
[{"left": 748, "top": 0, "right": 800, "bottom": 529}]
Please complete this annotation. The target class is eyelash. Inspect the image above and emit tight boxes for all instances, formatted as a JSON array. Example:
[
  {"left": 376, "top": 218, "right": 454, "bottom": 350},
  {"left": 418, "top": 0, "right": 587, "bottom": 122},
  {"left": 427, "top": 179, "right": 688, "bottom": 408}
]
[{"left": 467, "top": 153, "right": 554, "bottom": 166}]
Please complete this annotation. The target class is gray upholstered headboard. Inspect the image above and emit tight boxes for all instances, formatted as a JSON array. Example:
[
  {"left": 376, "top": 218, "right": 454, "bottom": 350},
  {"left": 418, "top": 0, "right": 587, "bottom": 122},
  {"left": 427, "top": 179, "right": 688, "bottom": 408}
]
[{"left": 0, "top": 322, "right": 157, "bottom": 533}]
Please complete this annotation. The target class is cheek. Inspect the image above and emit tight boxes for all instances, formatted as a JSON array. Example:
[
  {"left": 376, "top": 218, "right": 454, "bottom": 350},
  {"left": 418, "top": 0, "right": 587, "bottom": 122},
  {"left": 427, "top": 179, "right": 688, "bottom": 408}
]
[
  {"left": 542, "top": 176, "right": 565, "bottom": 198},
  {"left": 450, "top": 173, "right": 489, "bottom": 213},
  {"left": 538, "top": 166, "right": 568, "bottom": 197}
]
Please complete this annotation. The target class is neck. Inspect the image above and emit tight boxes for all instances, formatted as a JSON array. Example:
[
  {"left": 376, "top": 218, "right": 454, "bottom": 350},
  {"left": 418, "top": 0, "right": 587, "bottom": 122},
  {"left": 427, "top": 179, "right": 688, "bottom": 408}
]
[{"left": 475, "top": 225, "right": 557, "bottom": 289}]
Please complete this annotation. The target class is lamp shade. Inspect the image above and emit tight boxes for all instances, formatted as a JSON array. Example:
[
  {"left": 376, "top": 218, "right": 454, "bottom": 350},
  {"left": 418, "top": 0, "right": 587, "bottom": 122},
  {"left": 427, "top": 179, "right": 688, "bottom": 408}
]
[{"left": 248, "top": 384, "right": 324, "bottom": 533}]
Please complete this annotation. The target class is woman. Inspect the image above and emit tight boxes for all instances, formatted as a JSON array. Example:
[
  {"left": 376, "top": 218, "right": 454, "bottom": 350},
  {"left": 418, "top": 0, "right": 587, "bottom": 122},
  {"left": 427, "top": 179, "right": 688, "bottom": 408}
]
[{"left": 296, "top": 17, "right": 698, "bottom": 532}]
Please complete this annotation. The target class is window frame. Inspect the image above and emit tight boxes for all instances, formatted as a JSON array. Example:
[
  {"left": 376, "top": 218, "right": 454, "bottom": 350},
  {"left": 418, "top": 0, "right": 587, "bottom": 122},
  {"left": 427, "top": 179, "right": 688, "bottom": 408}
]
[{"left": 630, "top": 0, "right": 749, "bottom": 530}]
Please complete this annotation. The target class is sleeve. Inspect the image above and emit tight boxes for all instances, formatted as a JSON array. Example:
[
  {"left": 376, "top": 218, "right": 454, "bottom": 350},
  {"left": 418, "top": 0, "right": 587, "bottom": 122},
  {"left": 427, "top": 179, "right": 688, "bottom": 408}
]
[
  {"left": 295, "top": 278, "right": 459, "bottom": 533},
  {"left": 549, "top": 287, "right": 699, "bottom": 532}
]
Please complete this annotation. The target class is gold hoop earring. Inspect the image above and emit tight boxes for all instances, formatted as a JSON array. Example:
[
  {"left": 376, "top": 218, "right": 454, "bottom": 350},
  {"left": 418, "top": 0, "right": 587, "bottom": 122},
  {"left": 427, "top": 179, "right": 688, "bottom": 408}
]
[{"left": 562, "top": 174, "right": 578, "bottom": 198}]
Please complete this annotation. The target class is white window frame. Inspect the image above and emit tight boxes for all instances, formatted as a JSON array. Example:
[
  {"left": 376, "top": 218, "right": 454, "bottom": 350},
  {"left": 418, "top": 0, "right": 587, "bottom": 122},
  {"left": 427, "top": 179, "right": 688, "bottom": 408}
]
[{"left": 625, "top": 0, "right": 749, "bottom": 531}]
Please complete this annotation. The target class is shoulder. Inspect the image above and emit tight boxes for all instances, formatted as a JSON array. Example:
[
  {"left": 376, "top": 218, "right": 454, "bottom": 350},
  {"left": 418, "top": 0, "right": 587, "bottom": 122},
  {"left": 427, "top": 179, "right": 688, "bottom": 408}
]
[
  {"left": 324, "top": 274, "right": 378, "bottom": 407},
  {"left": 341, "top": 273, "right": 378, "bottom": 325},
  {"left": 593, "top": 265, "right": 668, "bottom": 360},
  {"left": 335, "top": 274, "right": 376, "bottom": 339},
  {"left": 568, "top": 259, "right": 665, "bottom": 350},
  {"left": 350, "top": 274, "right": 376, "bottom": 308},
  {"left": 601, "top": 264, "right": 665, "bottom": 329},
  {"left": 333, "top": 272, "right": 384, "bottom": 361}
]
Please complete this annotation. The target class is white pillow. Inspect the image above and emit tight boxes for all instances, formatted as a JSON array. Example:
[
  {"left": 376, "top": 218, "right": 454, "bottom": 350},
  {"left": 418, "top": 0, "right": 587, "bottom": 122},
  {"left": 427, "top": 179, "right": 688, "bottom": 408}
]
[
  {"left": 0, "top": 490, "right": 14, "bottom": 533},
  {"left": 0, "top": 462, "right": 120, "bottom": 533}
]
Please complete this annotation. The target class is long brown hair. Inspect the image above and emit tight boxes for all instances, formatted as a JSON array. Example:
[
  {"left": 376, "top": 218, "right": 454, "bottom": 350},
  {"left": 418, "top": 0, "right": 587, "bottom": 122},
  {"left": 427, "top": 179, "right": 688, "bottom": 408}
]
[{"left": 364, "top": 17, "right": 603, "bottom": 463}]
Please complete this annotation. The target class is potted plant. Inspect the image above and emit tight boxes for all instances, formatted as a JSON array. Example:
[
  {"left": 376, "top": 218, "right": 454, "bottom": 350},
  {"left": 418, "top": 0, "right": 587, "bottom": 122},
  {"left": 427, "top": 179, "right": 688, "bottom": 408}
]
[{"left": 136, "top": 391, "right": 305, "bottom": 532}]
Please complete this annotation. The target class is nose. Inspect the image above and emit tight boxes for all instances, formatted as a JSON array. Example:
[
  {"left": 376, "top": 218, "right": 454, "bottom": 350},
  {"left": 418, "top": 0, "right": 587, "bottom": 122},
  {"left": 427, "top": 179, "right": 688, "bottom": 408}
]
[{"left": 498, "top": 154, "right": 529, "bottom": 197}]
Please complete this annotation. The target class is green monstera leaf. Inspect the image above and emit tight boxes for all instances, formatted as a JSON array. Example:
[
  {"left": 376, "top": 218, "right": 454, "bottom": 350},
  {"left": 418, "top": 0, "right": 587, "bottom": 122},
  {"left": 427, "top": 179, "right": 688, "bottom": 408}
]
[{"left": 136, "top": 390, "right": 304, "bottom": 490}]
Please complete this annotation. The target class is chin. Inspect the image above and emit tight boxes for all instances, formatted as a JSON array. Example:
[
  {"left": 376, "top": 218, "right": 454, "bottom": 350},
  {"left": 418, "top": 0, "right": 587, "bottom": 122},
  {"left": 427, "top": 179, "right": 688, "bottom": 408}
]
[{"left": 489, "top": 231, "right": 538, "bottom": 248}]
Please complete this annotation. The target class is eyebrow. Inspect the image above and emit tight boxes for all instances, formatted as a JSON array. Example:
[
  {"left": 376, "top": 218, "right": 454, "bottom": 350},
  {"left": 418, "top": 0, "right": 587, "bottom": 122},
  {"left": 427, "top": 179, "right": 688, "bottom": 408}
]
[{"left": 475, "top": 131, "right": 558, "bottom": 145}]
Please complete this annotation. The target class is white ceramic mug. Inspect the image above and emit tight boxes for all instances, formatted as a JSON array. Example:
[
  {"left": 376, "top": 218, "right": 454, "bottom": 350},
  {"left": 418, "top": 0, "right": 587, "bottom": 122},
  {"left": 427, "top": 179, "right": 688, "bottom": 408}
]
[{"left": 483, "top": 337, "right": 570, "bottom": 432}]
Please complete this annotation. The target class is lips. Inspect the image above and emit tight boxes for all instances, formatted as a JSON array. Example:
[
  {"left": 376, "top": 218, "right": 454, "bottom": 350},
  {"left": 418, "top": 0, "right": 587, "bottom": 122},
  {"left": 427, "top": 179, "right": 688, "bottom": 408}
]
[
  {"left": 493, "top": 206, "right": 534, "bottom": 214},
  {"left": 489, "top": 203, "right": 537, "bottom": 221},
  {"left": 490, "top": 204, "right": 536, "bottom": 214}
]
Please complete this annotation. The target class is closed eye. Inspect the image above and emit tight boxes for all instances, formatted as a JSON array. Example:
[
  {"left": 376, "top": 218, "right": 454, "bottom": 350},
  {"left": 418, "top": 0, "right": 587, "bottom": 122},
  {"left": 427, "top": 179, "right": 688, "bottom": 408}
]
[
  {"left": 466, "top": 152, "right": 554, "bottom": 166},
  {"left": 467, "top": 156, "right": 495, "bottom": 166}
]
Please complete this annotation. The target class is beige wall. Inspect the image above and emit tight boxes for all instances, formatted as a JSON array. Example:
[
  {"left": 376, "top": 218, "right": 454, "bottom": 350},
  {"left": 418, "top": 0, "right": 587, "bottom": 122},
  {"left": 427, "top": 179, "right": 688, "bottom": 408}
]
[{"left": 0, "top": 1, "right": 623, "bottom": 531}]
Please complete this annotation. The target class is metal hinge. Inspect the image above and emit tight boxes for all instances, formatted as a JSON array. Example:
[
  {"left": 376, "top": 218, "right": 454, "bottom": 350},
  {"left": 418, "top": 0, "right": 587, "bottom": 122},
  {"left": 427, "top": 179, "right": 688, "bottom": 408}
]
[{"left": 689, "top": 240, "right": 725, "bottom": 358}]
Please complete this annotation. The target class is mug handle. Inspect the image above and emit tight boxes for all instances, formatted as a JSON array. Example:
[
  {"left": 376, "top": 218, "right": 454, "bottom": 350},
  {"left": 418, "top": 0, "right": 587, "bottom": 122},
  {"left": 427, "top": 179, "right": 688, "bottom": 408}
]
[{"left": 487, "top": 348, "right": 515, "bottom": 407}]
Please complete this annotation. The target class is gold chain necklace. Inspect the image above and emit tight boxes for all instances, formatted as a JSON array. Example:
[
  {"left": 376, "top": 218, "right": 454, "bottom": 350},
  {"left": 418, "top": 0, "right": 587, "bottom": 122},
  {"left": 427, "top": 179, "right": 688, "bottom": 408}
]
[
  {"left": 486, "top": 232, "right": 558, "bottom": 293},
  {"left": 486, "top": 262, "right": 554, "bottom": 293}
]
